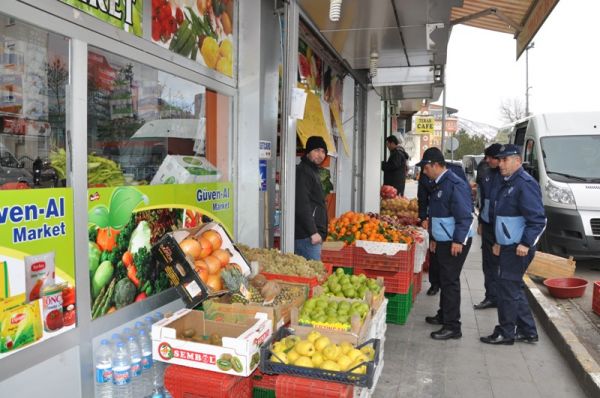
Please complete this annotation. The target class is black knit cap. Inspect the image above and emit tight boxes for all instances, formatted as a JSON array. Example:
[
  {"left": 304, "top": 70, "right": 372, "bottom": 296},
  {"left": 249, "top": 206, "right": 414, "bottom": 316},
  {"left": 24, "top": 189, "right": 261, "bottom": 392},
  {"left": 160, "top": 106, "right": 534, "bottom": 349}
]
[{"left": 305, "top": 136, "right": 328, "bottom": 154}]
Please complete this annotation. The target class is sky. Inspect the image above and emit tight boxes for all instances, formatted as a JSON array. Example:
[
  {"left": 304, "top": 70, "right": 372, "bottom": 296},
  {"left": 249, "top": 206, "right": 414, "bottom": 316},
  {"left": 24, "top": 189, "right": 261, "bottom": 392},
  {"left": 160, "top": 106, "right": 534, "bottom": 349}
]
[{"left": 435, "top": 0, "right": 600, "bottom": 128}]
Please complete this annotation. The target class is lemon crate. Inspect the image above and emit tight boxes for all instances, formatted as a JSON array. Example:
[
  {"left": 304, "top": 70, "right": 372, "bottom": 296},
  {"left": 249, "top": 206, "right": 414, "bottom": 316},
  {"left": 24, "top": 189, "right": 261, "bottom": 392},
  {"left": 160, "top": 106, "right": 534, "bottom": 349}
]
[
  {"left": 353, "top": 359, "right": 385, "bottom": 398},
  {"left": 367, "top": 298, "right": 388, "bottom": 341},
  {"left": 259, "top": 328, "right": 381, "bottom": 388},
  {"left": 385, "top": 287, "right": 413, "bottom": 325}
]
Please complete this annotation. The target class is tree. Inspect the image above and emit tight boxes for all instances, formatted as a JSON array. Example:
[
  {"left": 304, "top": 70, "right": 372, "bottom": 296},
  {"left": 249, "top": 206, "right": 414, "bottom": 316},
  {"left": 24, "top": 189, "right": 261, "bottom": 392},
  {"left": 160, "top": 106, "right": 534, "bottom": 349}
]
[
  {"left": 499, "top": 98, "right": 526, "bottom": 123},
  {"left": 445, "top": 129, "right": 488, "bottom": 159}
]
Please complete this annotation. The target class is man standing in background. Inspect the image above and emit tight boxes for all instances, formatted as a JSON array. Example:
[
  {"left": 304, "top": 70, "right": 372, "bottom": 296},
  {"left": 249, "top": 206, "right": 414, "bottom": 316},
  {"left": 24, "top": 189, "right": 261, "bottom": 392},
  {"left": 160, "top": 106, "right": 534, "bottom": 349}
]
[{"left": 382, "top": 135, "right": 409, "bottom": 196}]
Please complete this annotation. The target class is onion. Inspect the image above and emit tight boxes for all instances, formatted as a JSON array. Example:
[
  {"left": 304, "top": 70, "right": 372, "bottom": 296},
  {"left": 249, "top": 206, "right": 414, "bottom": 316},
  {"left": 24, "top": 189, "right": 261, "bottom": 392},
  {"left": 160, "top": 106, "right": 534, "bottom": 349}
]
[
  {"left": 196, "top": 237, "right": 213, "bottom": 259},
  {"left": 206, "top": 274, "right": 223, "bottom": 291},
  {"left": 212, "top": 249, "right": 231, "bottom": 267},
  {"left": 194, "top": 260, "right": 210, "bottom": 283},
  {"left": 180, "top": 238, "right": 203, "bottom": 260},
  {"left": 202, "top": 230, "right": 223, "bottom": 251},
  {"left": 204, "top": 255, "right": 222, "bottom": 275}
]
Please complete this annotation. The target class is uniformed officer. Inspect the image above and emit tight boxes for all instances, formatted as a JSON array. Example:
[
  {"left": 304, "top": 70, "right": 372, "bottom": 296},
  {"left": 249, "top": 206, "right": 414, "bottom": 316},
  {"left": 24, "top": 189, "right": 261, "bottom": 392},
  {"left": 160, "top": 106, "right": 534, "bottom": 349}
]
[
  {"left": 480, "top": 144, "right": 546, "bottom": 345},
  {"left": 417, "top": 147, "right": 474, "bottom": 340},
  {"left": 418, "top": 159, "right": 468, "bottom": 296},
  {"left": 473, "top": 143, "right": 502, "bottom": 310}
]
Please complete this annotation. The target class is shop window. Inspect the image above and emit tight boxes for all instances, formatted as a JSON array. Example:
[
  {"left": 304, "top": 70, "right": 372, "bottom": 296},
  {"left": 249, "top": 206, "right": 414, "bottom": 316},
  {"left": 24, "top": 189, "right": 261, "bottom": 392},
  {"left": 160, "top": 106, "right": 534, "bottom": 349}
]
[
  {"left": 0, "top": 15, "right": 68, "bottom": 189},
  {"left": 87, "top": 47, "right": 229, "bottom": 186}
]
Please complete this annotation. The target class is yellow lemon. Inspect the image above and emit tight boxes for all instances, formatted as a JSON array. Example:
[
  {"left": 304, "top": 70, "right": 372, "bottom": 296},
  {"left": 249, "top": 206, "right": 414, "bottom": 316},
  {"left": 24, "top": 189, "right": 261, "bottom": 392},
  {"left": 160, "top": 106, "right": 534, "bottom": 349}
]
[
  {"left": 219, "top": 39, "right": 233, "bottom": 60},
  {"left": 320, "top": 360, "right": 341, "bottom": 372},
  {"left": 322, "top": 344, "right": 342, "bottom": 361},
  {"left": 339, "top": 341, "right": 354, "bottom": 355},
  {"left": 311, "top": 352, "right": 324, "bottom": 367},
  {"left": 216, "top": 56, "right": 232, "bottom": 77},
  {"left": 295, "top": 340, "right": 316, "bottom": 357},
  {"left": 314, "top": 336, "right": 331, "bottom": 352},
  {"left": 307, "top": 330, "right": 322, "bottom": 343},
  {"left": 272, "top": 341, "right": 286, "bottom": 353},
  {"left": 200, "top": 37, "right": 219, "bottom": 69},
  {"left": 294, "top": 356, "right": 314, "bottom": 368},
  {"left": 336, "top": 355, "right": 353, "bottom": 371},
  {"left": 287, "top": 350, "right": 300, "bottom": 364},
  {"left": 360, "top": 345, "right": 376, "bottom": 361},
  {"left": 347, "top": 348, "right": 362, "bottom": 362},
  {"left": 271, "top": 352, "right": 288, "bottom": 364}
]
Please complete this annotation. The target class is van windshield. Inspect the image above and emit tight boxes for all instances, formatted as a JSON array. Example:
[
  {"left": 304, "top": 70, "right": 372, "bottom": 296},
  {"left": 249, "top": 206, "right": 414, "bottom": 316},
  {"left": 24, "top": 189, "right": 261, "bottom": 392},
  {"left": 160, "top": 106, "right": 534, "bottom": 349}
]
[{"left": 541, "top": 135, "right": 600, "bottom": 182}]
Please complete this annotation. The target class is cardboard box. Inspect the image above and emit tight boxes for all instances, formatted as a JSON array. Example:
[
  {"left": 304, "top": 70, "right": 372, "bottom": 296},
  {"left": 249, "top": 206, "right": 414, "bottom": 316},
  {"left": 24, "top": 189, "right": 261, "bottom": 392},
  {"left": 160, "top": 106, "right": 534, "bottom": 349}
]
[
  {"left": 289, "top": 306, "right": 372, "bottom": 345},
  {"left": 152, "top": 222, "right": 252, "bottom": 308},
  {"left": 202, "top": 281, "right": 309, "bottom": 330},
  {"left": 151, "top": 155, "right": 221, "bottom": 185},
  {"left": 526, "top": 252, "right": 576, "bottom": 279},
  {"left": 152, "top": 309, "right": 272, "bottom": 376}
]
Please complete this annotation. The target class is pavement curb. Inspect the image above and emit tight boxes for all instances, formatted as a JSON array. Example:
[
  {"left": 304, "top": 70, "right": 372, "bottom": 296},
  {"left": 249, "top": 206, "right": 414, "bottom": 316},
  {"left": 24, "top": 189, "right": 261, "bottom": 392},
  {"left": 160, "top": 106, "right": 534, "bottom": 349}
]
[{"left": 525, "top": 275, "right": 600, "bottom": 397}]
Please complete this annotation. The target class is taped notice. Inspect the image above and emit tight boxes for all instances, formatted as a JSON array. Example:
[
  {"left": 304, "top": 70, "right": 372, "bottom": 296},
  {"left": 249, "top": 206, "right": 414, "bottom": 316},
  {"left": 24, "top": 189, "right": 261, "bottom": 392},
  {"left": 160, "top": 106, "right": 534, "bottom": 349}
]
[{"left": 355, "top": 240, "right": 408, "bottom": 255}]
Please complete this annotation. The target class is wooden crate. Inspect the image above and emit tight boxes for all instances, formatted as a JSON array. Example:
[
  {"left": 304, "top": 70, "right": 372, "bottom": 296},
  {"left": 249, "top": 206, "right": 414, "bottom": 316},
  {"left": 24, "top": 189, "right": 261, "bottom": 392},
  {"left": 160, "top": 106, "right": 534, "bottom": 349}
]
[{"left": 526, "top": 251, "right": 576, "bottom": 279}]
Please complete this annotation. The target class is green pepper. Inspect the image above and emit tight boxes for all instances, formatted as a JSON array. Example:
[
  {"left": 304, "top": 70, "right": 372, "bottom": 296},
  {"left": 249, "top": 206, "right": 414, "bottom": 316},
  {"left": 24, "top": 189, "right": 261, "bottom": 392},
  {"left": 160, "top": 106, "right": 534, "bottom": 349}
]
[{"left": 89, "top": 241, "right": 102, "bottom": 276}]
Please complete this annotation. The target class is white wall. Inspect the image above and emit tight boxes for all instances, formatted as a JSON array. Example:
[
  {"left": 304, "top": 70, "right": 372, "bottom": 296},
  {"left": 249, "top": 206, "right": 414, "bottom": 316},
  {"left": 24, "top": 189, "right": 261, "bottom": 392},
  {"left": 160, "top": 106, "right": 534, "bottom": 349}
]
[
  {"left": 336, "top": 76, "right": 356, "bottom": 215},
  {"left": 363, "top": 90, "right": 383, "bottom": 212}
]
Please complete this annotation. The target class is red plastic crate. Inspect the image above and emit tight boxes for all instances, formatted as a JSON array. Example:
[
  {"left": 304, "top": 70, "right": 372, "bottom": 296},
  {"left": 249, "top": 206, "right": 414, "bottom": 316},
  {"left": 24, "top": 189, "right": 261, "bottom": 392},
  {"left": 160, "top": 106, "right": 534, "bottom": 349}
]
[
  {"left": 321, "top": 245, "right": 354, "bottom": 267},
  {"left": 165, "top": 365, "right": 252, "bottom": 398},
  {"left": 354, "top": 244, "right": 415, "bottom": 273},
  {"left": 593, "top": 281, "right": 600, "bottom": 316},
  {"left": 275, "top": 375, "right": 353, "bottom": 398},
  {"left": 262, "top": 263, "right": 332, "bottom": 298},
  {"left": 354, "top": 266, "right": 412, "bottom": 294},
  {"left": 412, "top": 272, "right": 423, "bottom": 301},
  {"left": 252, "top": 370, "right": 279, "bottom": 390}
]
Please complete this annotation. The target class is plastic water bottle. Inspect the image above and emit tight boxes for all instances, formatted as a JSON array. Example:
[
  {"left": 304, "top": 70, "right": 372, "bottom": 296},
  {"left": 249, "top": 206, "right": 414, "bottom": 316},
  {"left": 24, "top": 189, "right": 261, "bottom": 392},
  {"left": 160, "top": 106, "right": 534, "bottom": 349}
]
[
  {"left": 94, "top": 339, "right": 113, "bottom": 398},
  {"left": 135, "top": 320, "right": 148, "bottom": 337},
  {"left": 112, "top": 342, "right": 133, "bottom": 398},
  {"left": 127, "top": 335, "right": 143, "bottom": 397},
  {"left": 123, "top": 327, "right": 135, "bottom": 342},
  {"left": 111, "top": 333, "right": 124, "bottom": 350},
  {"left": 138, "top": 329, "right": 154, "bottom": 397}
]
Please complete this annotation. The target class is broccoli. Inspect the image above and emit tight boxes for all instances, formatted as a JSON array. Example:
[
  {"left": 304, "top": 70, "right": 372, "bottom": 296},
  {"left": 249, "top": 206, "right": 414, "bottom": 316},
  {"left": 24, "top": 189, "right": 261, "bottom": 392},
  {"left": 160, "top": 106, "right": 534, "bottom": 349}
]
[
  {"left": 89, "top": 226, "right": 98, "bottom": 243},
  {"left": 134, "top": 247, "right": 153, "bottom": 283},
  {"left": 154, "top": 270, "right": 171, "bottom": 294}
]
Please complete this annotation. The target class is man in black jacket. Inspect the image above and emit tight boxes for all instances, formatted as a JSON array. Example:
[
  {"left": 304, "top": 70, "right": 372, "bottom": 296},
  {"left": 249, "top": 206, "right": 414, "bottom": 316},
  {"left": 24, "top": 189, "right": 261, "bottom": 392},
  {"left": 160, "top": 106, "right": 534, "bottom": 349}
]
[
  {"left": 382, "top": 135, "right": 409, "bottom": 196},
  {"left": 295, "top": 136, "right": 328, "bottom": 260}
]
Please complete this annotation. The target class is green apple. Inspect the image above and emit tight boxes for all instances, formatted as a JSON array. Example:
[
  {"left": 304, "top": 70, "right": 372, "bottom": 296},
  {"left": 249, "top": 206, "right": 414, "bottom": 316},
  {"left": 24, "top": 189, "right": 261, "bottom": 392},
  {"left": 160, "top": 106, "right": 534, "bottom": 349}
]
[{"left": 335, "top": 267, "right": 345, "bottom": 276}]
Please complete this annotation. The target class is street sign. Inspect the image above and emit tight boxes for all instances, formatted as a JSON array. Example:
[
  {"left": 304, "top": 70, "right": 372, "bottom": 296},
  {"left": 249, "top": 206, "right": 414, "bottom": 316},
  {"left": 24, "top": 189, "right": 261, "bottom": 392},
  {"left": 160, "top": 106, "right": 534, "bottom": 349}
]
[
  {"left": 415, "top": 116, "right": 435, "bottom": 134},
  {"left": 443, "top": 137, "right": 459, "bottom": 152}
]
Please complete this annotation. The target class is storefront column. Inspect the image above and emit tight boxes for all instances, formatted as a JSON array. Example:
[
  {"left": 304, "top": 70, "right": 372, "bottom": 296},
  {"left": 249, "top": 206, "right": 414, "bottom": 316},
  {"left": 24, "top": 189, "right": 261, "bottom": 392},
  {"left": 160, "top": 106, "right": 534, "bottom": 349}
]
[
  {"left": 280, "top": 0, "right": 300, "bottom": 253},
  {"left": 335, "top": 76, "right": 356, "bottom": 215},
  {"left": 363, "top": 89, "right": 383, "bottom": 213}
]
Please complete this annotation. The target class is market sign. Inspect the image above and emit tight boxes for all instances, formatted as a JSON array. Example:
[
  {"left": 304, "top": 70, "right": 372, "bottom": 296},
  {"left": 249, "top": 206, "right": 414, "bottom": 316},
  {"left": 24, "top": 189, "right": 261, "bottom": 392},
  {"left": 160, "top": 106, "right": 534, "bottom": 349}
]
[
  {"left": 60, "top": 0, "right": 143, "bottom": 37},
  {"left": 415, "top": 116, "right": 435, "bottom": 134},
  {"left": 87, "top": 182, "right": 234, "bottom": 318}
]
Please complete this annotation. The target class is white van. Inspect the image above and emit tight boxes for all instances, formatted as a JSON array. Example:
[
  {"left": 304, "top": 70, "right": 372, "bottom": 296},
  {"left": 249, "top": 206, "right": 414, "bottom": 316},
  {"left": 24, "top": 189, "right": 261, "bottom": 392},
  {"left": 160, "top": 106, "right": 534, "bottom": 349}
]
[{"left": 496, "top": 112, "right": 600, "bottom": 258}]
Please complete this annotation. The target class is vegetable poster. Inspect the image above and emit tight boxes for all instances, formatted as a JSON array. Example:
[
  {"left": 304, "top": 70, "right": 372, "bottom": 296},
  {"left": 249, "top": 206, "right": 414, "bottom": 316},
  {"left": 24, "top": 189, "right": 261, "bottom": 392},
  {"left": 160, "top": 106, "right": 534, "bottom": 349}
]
[
  {"left": 87, "top": 182, "right": 233, "bottom": 318},
  {"left": 60, "top": 0, "right": 144, "bottom": 37},
  {"left": 0, "top": 188, "right": 75, "bottom": 298},
  {"left": 151, "top": 0, "right": 235, "bottom": 77}
]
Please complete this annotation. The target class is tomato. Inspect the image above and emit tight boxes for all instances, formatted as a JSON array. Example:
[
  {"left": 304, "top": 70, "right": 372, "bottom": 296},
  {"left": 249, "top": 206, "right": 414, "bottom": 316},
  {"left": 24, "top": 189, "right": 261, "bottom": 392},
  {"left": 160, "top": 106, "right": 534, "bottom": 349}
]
[
  {"left": 45, "top": 309, "right": 64, "bottom": 331},
  {"left": 63, "top": 309, "right": 76, "bottom": 326}
]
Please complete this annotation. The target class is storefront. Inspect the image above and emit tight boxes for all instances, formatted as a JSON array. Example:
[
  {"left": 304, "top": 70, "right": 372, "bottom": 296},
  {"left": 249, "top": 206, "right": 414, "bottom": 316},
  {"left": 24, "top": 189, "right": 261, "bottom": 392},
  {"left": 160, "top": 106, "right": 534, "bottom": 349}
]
[{"left": 0, "top": 1, "right": 364, "bottom": 396}]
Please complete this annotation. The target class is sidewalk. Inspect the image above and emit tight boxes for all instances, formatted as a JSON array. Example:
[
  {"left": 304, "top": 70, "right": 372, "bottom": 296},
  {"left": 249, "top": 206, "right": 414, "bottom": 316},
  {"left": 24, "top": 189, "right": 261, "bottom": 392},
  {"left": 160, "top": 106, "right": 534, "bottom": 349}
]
[{"left": 372, "top": 181, "right": 590, "bottom": 397}]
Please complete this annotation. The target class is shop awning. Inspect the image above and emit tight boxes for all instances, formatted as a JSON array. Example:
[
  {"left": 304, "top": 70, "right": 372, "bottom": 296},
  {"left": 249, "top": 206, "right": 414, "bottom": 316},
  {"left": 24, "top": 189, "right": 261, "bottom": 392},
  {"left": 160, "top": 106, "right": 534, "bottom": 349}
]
[{"left": 451, "top": 0, "right": 560, "bottom": 59}]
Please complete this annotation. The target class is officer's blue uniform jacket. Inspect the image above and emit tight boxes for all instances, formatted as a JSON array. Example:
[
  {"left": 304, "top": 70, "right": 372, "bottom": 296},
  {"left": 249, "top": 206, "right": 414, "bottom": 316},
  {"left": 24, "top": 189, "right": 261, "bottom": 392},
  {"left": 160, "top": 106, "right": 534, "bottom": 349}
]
[
  {"left": 428, "top": 169, "right": 474, "bottom": 244},
  {"left": 478, "top": 167, "right": 501, "bottom": 224},
  {"left": 418, "top": 163, "right": 468, "bottom": 220},
  {"left": 494, "top": 167, "right": 546, "bottom": 247}
]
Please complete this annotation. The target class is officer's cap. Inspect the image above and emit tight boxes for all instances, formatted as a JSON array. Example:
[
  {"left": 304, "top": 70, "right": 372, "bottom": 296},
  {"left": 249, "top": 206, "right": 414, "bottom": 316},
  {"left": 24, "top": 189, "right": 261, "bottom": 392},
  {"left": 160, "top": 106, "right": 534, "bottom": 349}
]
[
  {"left": 416, "top": 147, "right": 445, "bottom": 167},
  {"left": 495, "top": 144, "right": 521, "bottom": 158},
  {"left": 484, "top": 143, "right": 502, "bottom": 157}
]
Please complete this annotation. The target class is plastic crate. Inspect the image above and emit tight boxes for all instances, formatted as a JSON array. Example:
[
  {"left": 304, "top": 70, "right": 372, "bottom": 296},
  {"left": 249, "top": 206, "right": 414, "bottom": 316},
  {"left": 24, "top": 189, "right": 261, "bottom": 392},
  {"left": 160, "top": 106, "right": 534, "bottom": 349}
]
[
  {"left": 333, "top": 266, "right": 354, "bottom": 275},
  {"left": 354, "top": 244, "right": 415, "bottom": 273},
  {"left": 385, "top": 288, "right": 413, "bottom": 325},
  {"left": 367, "top": 298, "right": 388, "bottom": 340},
  {"left": 322, "top": 245, "right": 355, "bottom": 267},
  {"left": 276, "top": 375, "right": 354, "bottom": 398},
  {"left": 593, "top": 281, "right": 600, "bottom": 316},
  {"left": 263, "top": 263, "right": 332, "bottom": 298},
  {"left": 353, "top": 359, "right": 385, "bottom": 398},
  {"left": 252, "top": 370, "right": 278, "bottom": 390},
  {"left": 260, "top": 328, "right": 381, "bottom": 388},
  {"left": 353, "top": 267, "right": 412, "bottom": 294},
  {"left": 165, "top": 365, "right": 252, "bottom": 398},
  {"left": 412, "top": 272, "right": 423, "bottom": 301}
]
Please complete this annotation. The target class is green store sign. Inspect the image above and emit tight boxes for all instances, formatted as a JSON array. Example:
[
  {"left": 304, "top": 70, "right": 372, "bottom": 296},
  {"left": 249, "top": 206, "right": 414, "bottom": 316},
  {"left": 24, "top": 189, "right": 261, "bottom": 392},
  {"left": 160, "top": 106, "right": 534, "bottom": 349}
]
[{"left": 60, "top": 0, "right": 143, "bottom": 37}]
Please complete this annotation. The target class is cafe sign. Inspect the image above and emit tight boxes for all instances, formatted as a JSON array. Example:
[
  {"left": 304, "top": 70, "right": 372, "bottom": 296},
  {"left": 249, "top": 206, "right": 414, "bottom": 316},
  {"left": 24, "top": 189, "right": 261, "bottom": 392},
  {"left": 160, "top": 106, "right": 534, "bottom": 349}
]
[{"left": 415, "top": 116, "right": 435, "bottom": 134}]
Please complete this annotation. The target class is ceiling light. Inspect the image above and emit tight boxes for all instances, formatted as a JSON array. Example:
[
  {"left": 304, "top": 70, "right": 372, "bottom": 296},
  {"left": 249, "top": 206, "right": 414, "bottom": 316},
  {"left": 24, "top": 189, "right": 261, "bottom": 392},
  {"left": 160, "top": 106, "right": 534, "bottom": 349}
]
[
  {"left": 369, "top": 52, "right": 378, "bottom": 78},
  {"left": 329, "top": 0, "right": 342, "bottom": 22}
]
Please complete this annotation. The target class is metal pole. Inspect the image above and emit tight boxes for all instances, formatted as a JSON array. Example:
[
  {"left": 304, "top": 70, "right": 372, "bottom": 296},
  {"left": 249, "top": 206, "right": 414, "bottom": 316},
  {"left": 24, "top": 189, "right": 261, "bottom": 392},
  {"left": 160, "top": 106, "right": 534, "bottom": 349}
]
[
  {"left": 525, "top": 42, "right": 534, "bottom": 116},
  {"left": 441, "top": 85, "right": 446, "bottom": 154}
]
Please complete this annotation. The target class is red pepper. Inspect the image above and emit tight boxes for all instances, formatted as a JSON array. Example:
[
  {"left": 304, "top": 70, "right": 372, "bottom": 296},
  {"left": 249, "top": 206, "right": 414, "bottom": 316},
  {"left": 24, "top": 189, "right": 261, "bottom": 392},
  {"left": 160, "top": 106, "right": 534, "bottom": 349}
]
[
  {"left": 96, "top": 227, "right": 120, "bottom": 252},
  {"left": 135, "top": 292, "right": 147, "bottom": 302},
  {"left": 127, "top": 264, "right": 141, "bottom": 288}
]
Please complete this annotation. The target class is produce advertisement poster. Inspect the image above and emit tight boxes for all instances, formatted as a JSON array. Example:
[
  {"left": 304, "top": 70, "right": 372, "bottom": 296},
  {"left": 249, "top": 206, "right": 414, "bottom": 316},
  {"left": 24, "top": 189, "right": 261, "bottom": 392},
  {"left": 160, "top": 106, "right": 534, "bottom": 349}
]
[
  {"left": 87, "top": 182, "right": 233, "bottom": 319},
  {"left": 60, "top": 0, "right": 143, "bottom": 37},
  {"left": 0, "top": 188, "right": 76, "bottom": 355},
  {"left": 151, "top": 0, "right": 235, "bottom": 77},
  {"left": 298, "top": 38, "right": 323, "bottom": 96}
]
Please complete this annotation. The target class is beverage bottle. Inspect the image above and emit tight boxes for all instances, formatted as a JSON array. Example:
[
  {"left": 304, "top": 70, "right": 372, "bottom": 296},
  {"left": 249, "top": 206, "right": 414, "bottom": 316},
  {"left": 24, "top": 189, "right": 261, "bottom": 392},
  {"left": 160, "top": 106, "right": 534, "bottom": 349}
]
[
  {"left": 122, "top": 327, "right": 136, "bottom": 341},
  {"left": 112, "top": 342, "right": 133, "bottom": 398},
  {"left": 111, "top": 333, "right": 124, "bottom": 350},
  {"left": 138, "top": 329, "right": 154, "bottom": 397},
  {"left": 127, "top": 335, "right": 143, "bottom": 398},
  {"left": 94, "top": 339, "right": 113, "bottom": 398}
]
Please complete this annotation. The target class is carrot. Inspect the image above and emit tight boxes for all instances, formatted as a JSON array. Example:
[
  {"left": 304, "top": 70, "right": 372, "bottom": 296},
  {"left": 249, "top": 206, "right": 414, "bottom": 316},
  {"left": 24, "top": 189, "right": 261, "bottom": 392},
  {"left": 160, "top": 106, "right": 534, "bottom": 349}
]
[
  {"left": 127, "top": 264, "right": 141, "bottom": 288},
  {"left": 122, "top": 251, "right": 134, "bottom": 268}
]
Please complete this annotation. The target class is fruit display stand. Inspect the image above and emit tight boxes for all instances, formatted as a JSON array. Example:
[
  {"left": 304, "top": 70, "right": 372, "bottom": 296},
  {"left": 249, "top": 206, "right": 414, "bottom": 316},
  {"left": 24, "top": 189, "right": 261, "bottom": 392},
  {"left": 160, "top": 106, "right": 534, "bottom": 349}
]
[
  {"left": 276, "top": 375, "right": 354, "bottom": 398},
  {"left": 353, "top": 240, "right": 415, "bottom": 272},
  {"left": 321, "top": 241, "right": 355, "bottom": 268},
  {"left": 385, "top": 287, "right": 413, "bottom": 325},
  {"left": 259, "top": 327, "right": 381, "bottom": 388},
  {"left": 352, "top": 263, "right": 414, "bottom": 295},
  {"left": 290, "top": 306, "right": 373, "bottom": 345},
  {"left": 202, "top": 281, "right": 310, "bottom": 330},
  {"left": 262, "top": 263, "right": 333, "bottom": 298},
  {"left": 165, "top": 364, "right": 252, "bottom": 398},
  {"left": 152, "top": 309, "right": 272, "bottom": 376}
]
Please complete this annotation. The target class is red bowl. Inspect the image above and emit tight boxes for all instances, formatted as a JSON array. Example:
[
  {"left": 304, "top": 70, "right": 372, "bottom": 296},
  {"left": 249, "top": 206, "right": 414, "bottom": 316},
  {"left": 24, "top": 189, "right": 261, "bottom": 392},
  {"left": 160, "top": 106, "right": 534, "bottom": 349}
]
[{"left": 543, "top": 277, "right": 588, "bottom": 299}]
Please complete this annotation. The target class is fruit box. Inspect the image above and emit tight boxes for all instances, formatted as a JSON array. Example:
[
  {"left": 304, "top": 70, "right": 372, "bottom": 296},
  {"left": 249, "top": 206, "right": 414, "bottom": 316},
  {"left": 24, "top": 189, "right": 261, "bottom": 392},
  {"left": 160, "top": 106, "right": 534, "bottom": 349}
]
[
  {"left": 152, "top": 309, "right": 272, "bottom": 377},
  {"left": 152, "top": 222, "right": 252, "bottom": 308},
  {"left": 151, "top": 155, "right": 221, "bottom": 185},
  {"left": 202, "top": 281, "right": 310, "bottom": 330},
  {"left": 312, "top": 281, "right": 386, "bottom": 312},
  {"left": 289, "top": 306, "right": 372, "bottom": 345},
  {"left": 354, "top": 241, "right": 414, "bottom": 273}
]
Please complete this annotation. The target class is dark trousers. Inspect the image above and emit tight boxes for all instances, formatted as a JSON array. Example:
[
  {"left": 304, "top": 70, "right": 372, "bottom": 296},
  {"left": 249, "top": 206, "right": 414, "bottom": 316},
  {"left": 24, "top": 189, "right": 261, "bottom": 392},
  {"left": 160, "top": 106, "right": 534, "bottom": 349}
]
[
  {"left": 481, "top": 223, "right": 499, "bottom": 303},
  {"left": 496, "top": 246, "right": 537, "bottom": 338},
  {"left": 435, "top": 239, "right": 472, "bottom": 331},
  {"left": 428, "top": 249, "right": 440, "bottom": 288}
]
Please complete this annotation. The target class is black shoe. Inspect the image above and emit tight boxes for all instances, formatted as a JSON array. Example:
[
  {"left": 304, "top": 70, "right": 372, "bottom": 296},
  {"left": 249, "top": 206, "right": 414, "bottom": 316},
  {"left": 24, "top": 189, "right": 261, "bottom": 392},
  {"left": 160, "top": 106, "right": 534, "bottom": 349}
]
[
  {"left": 473, "top": 300, "right": 497, "bottom": 310},
  {"left": 480, "top": 332, "right": 514, "bottom": 345},
  {"left": 427, "top": 285, "right": 440, "bottom": 296},
  {"left": 515, "top": 333, "right": 539, "bottom": 343},
  {"left": 431, "top": 327, "right": 462, "bottom": 340},
  {"left": 425, "top": 315, "right": 443, "bottom": 325}
]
